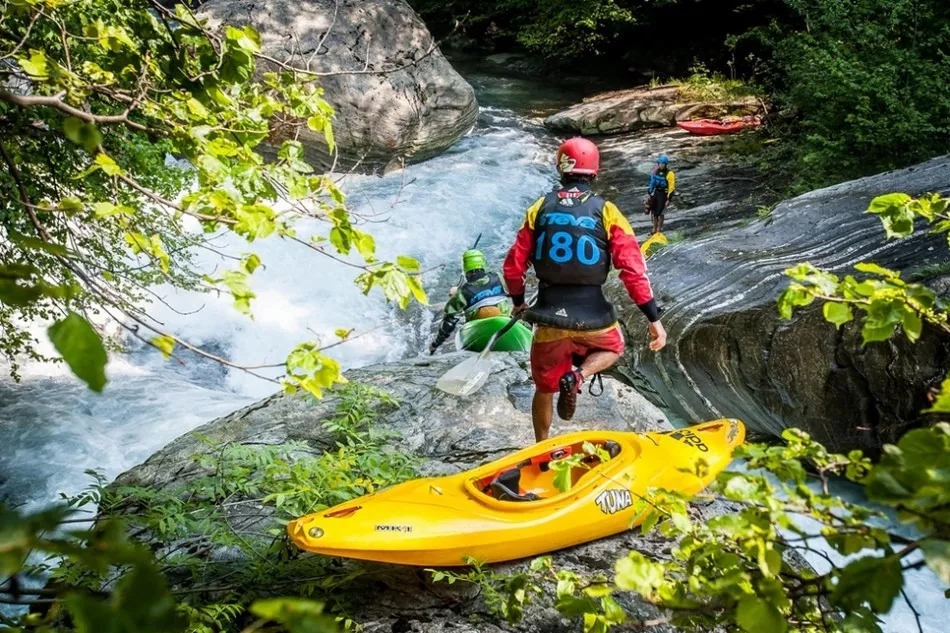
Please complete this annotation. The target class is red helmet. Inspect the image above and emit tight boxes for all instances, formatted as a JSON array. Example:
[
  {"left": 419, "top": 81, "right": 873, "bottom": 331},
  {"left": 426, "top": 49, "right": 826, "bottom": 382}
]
[{"left": 556, "top": 137, "right": 600, "bottom": 176}]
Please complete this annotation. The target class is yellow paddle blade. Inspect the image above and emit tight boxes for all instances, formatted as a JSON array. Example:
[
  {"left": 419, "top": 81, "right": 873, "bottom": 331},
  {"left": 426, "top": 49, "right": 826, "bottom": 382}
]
[{"left": 640, "top": 232, "right": 669, "bottom": 257}]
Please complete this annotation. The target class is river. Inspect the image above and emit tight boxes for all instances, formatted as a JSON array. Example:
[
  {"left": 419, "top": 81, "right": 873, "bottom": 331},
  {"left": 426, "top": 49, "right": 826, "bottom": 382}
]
[{"left": 0, "top": 60, "right": 944, "bottom": 632}]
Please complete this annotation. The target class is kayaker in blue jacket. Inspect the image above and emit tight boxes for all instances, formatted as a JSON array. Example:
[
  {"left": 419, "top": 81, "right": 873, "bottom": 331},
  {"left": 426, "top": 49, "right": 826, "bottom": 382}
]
[
  {"left": 429, "top": 249, "right": 513, "bottom": 354},
  {"left": 645, "top": 155, "right": 676, "bottom": 235}
]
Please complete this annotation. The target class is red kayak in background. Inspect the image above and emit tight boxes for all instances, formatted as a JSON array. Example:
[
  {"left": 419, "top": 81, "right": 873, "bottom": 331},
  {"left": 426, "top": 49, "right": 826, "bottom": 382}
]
[{"left": 676, "top": 116, "right": 761, "bottom": 136}]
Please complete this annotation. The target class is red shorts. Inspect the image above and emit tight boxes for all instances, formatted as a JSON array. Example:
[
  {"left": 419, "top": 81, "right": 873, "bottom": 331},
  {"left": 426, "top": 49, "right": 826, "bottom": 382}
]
[{"left": 530, "top": 324, "right": 625, "bottom": 393}]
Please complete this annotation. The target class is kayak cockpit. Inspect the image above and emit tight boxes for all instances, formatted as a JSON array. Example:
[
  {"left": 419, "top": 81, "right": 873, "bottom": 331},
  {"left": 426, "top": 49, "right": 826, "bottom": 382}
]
[{"left": 465, "top": 438, "right": 632, "bottom": 506}]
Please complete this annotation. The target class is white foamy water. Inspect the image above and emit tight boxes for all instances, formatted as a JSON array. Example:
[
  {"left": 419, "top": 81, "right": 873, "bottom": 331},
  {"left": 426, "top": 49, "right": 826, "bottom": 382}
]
[{"left": 0, "top": 99, "right": 558, "bottom": 511}]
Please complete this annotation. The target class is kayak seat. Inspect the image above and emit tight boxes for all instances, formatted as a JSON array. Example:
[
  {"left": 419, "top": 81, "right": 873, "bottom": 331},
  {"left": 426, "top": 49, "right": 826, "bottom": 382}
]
[{"left": 490, "top": 467, "right": 539, "bottom": 502}]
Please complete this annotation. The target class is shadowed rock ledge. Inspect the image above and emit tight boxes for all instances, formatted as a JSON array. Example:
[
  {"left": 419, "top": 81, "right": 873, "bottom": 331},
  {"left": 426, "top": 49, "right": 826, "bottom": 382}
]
[{"left": 611, "top": 155, "right": 950, "bottom": 454}]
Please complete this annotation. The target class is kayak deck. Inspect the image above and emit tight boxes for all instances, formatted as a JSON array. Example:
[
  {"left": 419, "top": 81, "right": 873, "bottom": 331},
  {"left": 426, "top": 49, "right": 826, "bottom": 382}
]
[{"left": 455, "top": 315, "right": 533, "bottom": 352}]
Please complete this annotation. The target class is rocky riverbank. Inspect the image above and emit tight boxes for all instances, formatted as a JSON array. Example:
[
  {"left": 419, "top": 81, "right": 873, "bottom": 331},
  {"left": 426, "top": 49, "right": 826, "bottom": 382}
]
[{"left": 115, "top": 354, "right": 728, "bottom": 632}]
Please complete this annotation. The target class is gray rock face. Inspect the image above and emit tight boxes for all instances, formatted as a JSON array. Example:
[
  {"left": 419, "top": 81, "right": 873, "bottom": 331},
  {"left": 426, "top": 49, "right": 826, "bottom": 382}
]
[
  {"left": 609, "top": 156, "right": 950, "bottom": 454},
  {"left": 118, "top": 354, "right": 668, "bottom": 487},
  {"left": 116, "top": 354, "right": 709, "bottom": 632},
  {"left": 196, "top": 0, "right": 479, "bottom": 173},
  {"left": 543, "top": 86, "right": 762, "bottom": 136}
]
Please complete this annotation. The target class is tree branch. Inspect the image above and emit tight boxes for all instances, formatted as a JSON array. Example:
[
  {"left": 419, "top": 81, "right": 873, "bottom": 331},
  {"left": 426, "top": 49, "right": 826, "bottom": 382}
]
[
  {"left": 901, "top": 587, "right": 925, "bottom": 633},
  {"left": 0, "top": 89, "right": 148, "bottom": 133}
]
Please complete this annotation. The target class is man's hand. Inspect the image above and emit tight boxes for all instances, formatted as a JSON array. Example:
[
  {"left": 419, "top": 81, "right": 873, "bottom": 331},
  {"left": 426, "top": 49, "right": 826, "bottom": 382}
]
[
  {"left": 648, "top": 320, "right": 667, "bottom": 352},
  {"left": 512, "top": 303, "right": 528, "bottom": 316}
]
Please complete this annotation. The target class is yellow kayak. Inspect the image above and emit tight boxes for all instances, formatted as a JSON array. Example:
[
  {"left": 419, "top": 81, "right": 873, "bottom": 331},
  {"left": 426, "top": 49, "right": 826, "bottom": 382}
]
[{"left": 287, "top": 419, "right": 745, "bottom": 566}]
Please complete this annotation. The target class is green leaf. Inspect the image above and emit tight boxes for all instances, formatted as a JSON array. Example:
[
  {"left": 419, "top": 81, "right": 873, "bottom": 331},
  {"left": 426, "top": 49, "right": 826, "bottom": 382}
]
[
  {"left": 551, "top": 461, "right": 573, "bottom": 492},
  {"left": 58, "top": 197, "right": 84, "bottom": 214},
  {"left": 151, "top": 335, "right": 176, "bottom": 359},
  {"left": 823, "top": 301, "right": 853, "bottom": 328},
  {"left": 832, "top": 556, "right": 903, "bottom": 613},
  {"left": 854, "top": 262, "right": 900, "bottom": 279},
  {"left": 777, "top": 284, "right": 815, "bottom": 319},
  {"left": 826, "top": 533, "right": 875, "bottom": 556},
  {"left": 736, "top": 596, "right": 786, "bottom": 633},
  {"left": 583, "top": 583, "right": 614, "bottom": 599},
  {"left": 614, "top": 551, "right": 664, "bottom": 595},
  {"left": 397, "top": 255, "right": 420, "bottom": 272},
  {"left": 323, "top": 121, "right": 336, "bottom": 154},
  {"left": 18, "top": 50, "right": 49, "bottom": 78},
  {"left": 95, "top": 153, "right": 122, "bottom": 176},
  {"left": 63, "top": 118, "right": 103, "bottom": 153},
  {"left": 862, "top": 323, "right": 897, "bottom": 345},
  {"left": 841, "top": 609, "right": 884, "bottom": 633},
  {"left": 924, "top": 379, "right": 950, "bottom": 413},
  {"left": 66, "top": 560, "right": 186, "bottom": 633},
  {"left": 900, "top": 307, "right": 923, "bottom": 343},
  {"left": 48, "top": 312, "right": 108, "bottom": 392},
  {"left": 407, "top": 276, "right": 429, "bottom": 306},
  {"left": 221, "top": 270, "right": 256, "bottom": 315},
  {"left": 7, "top": 228, "right": 69, "bottom": 257},
  {"left": 242, "top": 253, "right": 262, "bottom": 275},
  {"left": 353, "top": 230, "right": 376, "bottom": 259},
  {"left": 250, "top": 598, "right": 340, "bottom": 633},
  {"left": 329, "top": 227, "right": 350, "bottom": 254},
  {"left": 227, "top": 25, "right": 262, "bottom": 53},
  {"left": 93, "top": 202, "right": 134, "bottom": 219},
  {"left": 639, "top": 510, "right": 660, "bottom": 535},
  {"left": 920, "top": 539, "right": 950, "bottom": 584},
  {"left": 760, "top": 547, "right": 782, "bottom": 577},
  {"left": 555, "top": 593, "right": 598, "bottom": 618},
  {"left": 867, "top": 193, "right": 912, "bottom": 215}
]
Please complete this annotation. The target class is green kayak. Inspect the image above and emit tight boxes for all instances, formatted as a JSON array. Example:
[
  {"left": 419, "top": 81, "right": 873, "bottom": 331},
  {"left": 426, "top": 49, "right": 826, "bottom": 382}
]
[{"left": 455, "top": 316, "right": 534, "bottom": 352}]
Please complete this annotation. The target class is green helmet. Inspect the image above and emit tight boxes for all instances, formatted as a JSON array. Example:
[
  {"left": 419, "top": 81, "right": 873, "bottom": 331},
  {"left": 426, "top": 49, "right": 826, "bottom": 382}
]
[{"left": 462, "top": 249, "right": 486, "bottom": 273}]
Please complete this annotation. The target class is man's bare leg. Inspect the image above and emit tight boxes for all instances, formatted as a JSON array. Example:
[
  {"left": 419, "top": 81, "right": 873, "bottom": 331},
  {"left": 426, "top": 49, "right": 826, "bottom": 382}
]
[
  {"left": 578, "top": 350, "right": 620, "bottom": 380},
  {"left": 532, "top": 391, "right": 554, "bottom": 442},
  {"left": 658, "top": 212, "right": 665, "bottom": 232}
]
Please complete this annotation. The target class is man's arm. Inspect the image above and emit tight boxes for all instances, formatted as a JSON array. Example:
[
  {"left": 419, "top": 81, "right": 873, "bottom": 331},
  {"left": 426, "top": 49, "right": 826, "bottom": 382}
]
[
  {"left": 603, "top": 201, "right": 660, "bottom": 322},
  {"left": 503, "top": 197, "right": 544, "bottom": 308},
  {"left": 430, "top": 291, "right": 467, "bottom": 353}
]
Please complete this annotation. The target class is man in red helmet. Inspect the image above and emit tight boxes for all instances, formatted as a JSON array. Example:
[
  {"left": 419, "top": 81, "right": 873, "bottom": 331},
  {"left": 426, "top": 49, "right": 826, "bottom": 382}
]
[{"left": 503, "top": 137, "right": 667, "bottom": 442}]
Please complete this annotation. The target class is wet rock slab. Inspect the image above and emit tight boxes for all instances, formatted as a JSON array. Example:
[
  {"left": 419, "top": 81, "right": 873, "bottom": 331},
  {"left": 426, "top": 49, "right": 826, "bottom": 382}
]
[
  {"left": 544, "top": 85, "right": 762, "bottom": 136},
  {"left": 610, "top": 155, "right": 950, "bottom": 453}
]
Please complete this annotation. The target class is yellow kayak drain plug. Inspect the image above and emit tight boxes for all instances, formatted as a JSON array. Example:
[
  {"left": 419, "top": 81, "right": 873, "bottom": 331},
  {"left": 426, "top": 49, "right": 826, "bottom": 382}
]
[{"left": 308, "top": 527, "right": 324, "bottom": 538}]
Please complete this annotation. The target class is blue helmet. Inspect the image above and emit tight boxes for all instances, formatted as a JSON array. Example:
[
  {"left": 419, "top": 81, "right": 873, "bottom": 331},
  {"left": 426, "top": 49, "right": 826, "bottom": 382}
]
[{"left": 657, "top": 155, "right": 670, "bottom": 165}]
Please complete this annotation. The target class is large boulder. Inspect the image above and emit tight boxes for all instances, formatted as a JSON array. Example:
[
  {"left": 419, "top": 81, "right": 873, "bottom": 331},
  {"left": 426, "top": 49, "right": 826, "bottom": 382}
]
[
  {"left": 543, "top": 85, "right": 762, "bottom": 136},
  {"left": 609, "top": 156, "right": 950, "bottom": 454},
  {"left": 116, "top": 353, "right": 722, "bottom": 632},
  {"left": 196, "top": 0, "right": 479, "bottom": 173}
]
